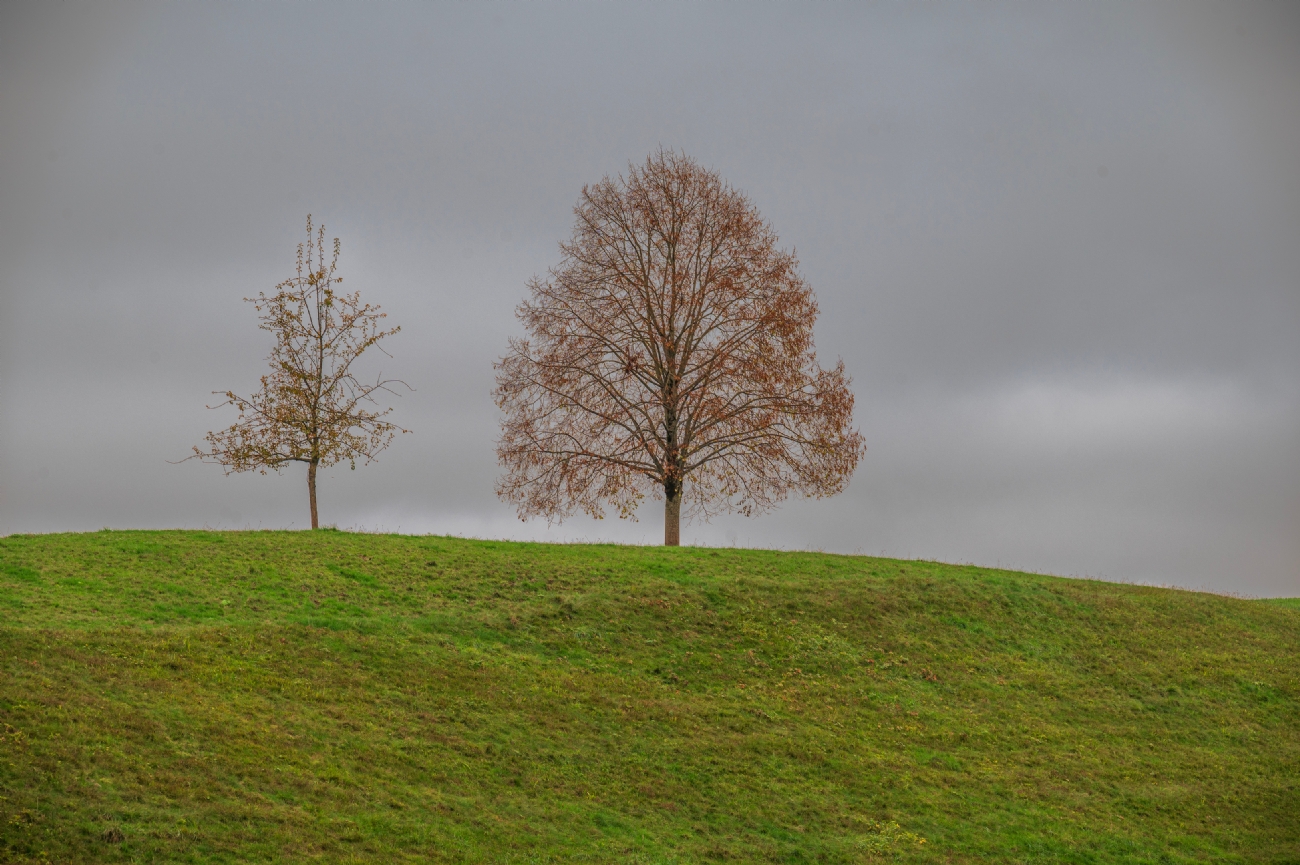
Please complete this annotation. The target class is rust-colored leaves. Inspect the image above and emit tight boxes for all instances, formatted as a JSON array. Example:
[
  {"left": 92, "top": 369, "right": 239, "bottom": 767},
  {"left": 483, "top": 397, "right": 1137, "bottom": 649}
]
[{"left": 495, "top": 150, "right": 863, "bottom": 540}]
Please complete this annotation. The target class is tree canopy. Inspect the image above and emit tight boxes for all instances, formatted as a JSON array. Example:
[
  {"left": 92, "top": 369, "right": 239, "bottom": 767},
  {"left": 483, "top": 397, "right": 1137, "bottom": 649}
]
[
  {"left": 191, "top": 216, "right": 407, "bottom": 528},
  {"left": 495, "top": 150, "right": 863, "bottom": 545}
]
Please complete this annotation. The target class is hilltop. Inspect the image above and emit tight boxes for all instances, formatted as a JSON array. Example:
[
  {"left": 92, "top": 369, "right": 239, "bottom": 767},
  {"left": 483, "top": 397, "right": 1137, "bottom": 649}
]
[{"left": 1, "top": 530, "right": 1297, "bottom": 862}]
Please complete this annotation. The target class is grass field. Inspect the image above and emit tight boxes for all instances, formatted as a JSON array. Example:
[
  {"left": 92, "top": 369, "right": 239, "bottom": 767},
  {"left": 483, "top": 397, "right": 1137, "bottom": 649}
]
[{"left": 1, "top": 530, "right": 1297, "bottom": 863}]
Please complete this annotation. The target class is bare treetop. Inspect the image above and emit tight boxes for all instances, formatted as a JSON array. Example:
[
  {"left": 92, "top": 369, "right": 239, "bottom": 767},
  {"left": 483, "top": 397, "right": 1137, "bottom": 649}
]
[{"left": 495, "top": 149, "right": 863, "bottom": 545}]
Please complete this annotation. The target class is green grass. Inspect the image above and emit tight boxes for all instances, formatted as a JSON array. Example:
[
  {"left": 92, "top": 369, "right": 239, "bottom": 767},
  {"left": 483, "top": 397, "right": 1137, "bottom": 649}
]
[{"left": 1, "top": 530, "right": 1297, "bottom": 863}]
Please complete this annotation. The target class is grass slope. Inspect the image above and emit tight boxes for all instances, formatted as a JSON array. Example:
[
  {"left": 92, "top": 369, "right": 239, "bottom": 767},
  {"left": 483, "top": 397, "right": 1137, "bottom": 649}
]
[{"left": 0, "top": 530, "right": 1297, "bottom": 864}]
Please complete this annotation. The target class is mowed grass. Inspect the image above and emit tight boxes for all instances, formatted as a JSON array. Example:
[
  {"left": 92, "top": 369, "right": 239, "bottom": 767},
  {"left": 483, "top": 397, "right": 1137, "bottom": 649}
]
[{"left": 0, "top": 531, "right": 1297, "bottom": 864}]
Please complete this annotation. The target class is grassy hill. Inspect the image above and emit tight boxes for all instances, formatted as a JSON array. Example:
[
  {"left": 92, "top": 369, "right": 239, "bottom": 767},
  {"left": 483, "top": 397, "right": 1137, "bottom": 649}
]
[{"left": 1, "top": 530, "right": 1296, "bottom": 863}]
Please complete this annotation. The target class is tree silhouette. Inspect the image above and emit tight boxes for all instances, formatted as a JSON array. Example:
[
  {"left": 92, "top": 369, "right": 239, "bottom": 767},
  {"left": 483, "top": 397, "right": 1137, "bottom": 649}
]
[
  {"left": 495, "top": 150, "right": 863, "bottom": 545},
  {"left": 191, "top": 216, "right": 408, "bottom": 528}
]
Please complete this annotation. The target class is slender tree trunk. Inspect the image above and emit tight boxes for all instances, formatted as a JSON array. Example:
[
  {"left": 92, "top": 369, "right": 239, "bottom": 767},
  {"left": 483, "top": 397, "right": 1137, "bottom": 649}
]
[
  {"left": 307, "top": 459, "right": 319, "bottom": 529},
  {"left": 664, "top": 483, "right": 681, "bottom": 546}
]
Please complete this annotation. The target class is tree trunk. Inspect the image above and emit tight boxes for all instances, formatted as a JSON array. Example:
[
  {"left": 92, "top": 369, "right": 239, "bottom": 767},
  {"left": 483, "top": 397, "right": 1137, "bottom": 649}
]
[
  {"left": 663, "top": 398, "right": 682, "bottom": 545},
  {"left": 307, "top": 459, "right": 319, "bottom": 529},
  {"left": 664, "top": 485, "right": 681, "bottom": 546}
]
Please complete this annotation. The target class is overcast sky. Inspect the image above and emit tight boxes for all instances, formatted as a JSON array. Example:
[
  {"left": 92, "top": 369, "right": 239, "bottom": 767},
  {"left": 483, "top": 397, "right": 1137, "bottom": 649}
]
[{"left": 2, "top": 1, "right": 1297, "bottom": 596}]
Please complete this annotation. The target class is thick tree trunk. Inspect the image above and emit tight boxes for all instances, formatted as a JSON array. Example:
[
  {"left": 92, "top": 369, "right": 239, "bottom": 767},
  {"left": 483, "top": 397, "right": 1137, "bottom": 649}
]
[
  {"left": 663, "top": 398, "right": 682, "bottom": 545},
  {"left": 664, "top": 485, "right": 681, "bottom": 546},
  {"left": 307, "top": 459, "right": 319, "bottom": 529}
]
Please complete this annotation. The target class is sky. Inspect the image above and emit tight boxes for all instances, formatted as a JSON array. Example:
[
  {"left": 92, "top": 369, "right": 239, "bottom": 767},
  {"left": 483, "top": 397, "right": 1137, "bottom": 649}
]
[{"left": 1, "top": 1, "right": 1297, "bottom": 597}]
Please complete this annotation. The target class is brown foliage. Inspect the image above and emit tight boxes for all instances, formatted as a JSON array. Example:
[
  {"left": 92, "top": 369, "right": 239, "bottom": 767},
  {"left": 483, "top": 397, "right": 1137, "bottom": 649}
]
[
  {"left": 494, "top": 150, "right": 863, "bottom": 545},
  {"left": 190, "top": 216, "right": 408, "bottom": 528}
]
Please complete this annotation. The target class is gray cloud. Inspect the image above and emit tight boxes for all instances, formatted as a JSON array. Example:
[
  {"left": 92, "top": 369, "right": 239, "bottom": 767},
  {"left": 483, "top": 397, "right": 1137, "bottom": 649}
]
[{"left": 2, "top": 1, "right": 1297, "bottom": 596}]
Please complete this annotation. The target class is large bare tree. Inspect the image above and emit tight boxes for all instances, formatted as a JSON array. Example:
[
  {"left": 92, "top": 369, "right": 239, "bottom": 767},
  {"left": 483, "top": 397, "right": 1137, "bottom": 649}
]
[
  {"left": 495, "top": 149, "right": 863, "bottom": 545},
  {"left": 191, "top": 216, "right": 408, "bottom": 528}
]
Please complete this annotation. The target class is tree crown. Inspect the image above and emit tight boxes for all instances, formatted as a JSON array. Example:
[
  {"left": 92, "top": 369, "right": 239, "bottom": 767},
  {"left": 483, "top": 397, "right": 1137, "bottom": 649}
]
[
  {"left": 495, "top": 149, "right": 863, "bottom": 528},
  {"left": 193, "top": 216, "right": 408, "bottom": 475}
]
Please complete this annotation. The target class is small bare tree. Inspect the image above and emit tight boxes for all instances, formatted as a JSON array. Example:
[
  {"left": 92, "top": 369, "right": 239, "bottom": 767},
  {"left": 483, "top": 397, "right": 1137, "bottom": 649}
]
[
  {"left": 495, "top": 149, "right": 863, "bottom": 545},
  {"left": 191, "top": 216, "right": 408, "bottom": 528}
]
